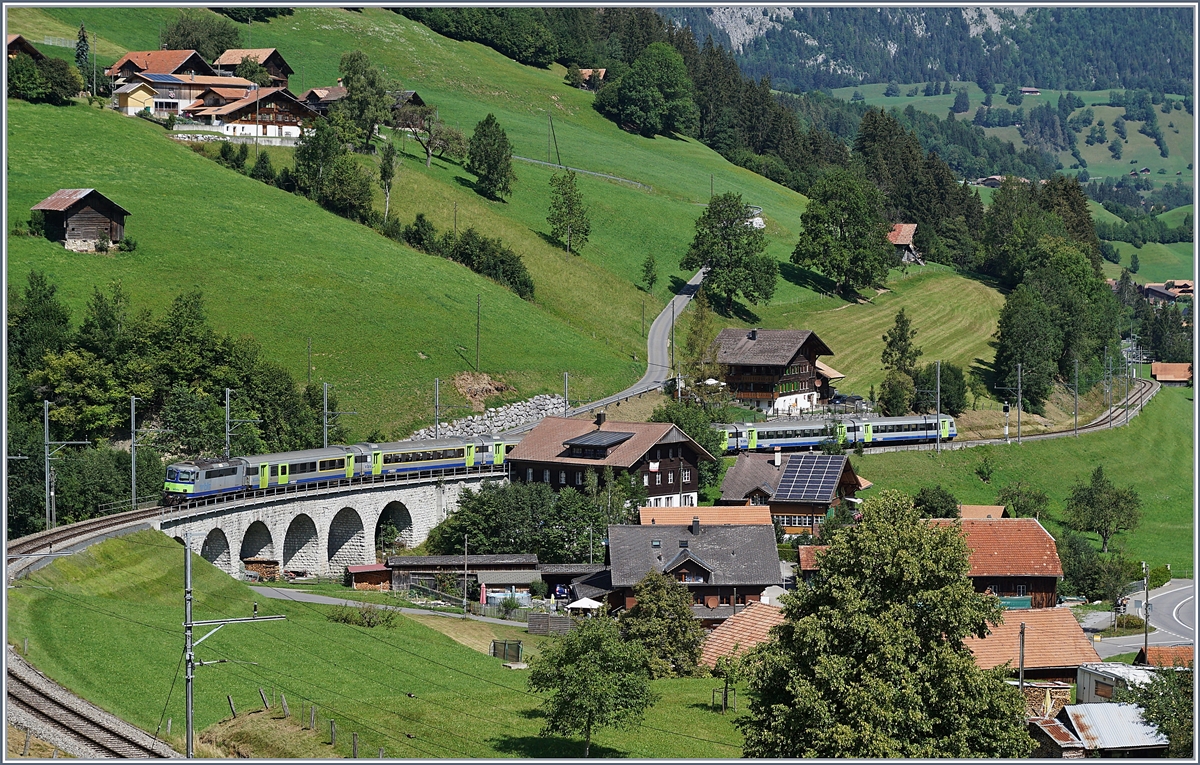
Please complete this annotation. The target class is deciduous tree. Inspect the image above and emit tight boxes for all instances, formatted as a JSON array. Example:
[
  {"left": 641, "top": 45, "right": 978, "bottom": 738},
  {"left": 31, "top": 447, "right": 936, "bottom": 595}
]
[
  {"left": 1064, "top": 465, "right": 1141, "bottom": 553},
  {"left": 235, "top": 56, "right": 272, "bottom": 88},
  {"left": 547, "top": 170, "right": 591, "bottom": 253},
  {"left": 378, "top": 140, "right": 398, "bottom": 220},
  {"left": 877, "top": 370, "right": 914, "bottom": 416},
  {"left": 619, "top": 571, "right": 706, "bottom": 678},
  {"left": 738, "top": 490, "right": 1033, "bottom": 758},
  {"left": 912, "top": 361, "right": 968, "bottom": 416},
  {"left": 466, "top": 113, "right": 516, "bottom": 200},
  {"left": 1115, "top": 657, "right": 1194, "bottom": 757},
  {"left": 881, "top": 308, "right": 922, "bottom": 377},
  {"left": 992, "top": 284, "right": 1062, "bottom": 413},
  {"left": 912, "top": 485, "right": 959, "bottom": 519},
  {"left": 338, "top": 50, "right": 392, "bottom": 152},
  {"left": 791, "top": 169, "right": 894, "bottom": 295},
  {"left": 996, "top": 481, "right": 1050, "bottom": 519},
  {"left": 528, "top": 616, "right": 657, "bottom": 757},
  {"left": 641, "top": 253, "right": 658, "bottom": 292},
  {"left": 161, "top": 10, "right": 241, "bottom": 61},
  {"left": 680, "top": 192, "right": 776, "bottom": 314}
]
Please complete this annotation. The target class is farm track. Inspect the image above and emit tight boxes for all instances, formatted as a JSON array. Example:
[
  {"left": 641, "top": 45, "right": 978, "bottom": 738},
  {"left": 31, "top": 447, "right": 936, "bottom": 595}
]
[{"left": 6, "top": 650, "right": 179, "bottom": 758}]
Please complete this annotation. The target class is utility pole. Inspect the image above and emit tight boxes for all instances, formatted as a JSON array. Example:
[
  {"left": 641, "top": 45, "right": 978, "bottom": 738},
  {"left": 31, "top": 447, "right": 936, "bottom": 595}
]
[
  {"left": 563, "top": 372, "right": 569, "bottom": 414},
  {"left": 131, "top": 396, "right": 170, "bottom": 511},
  {"left": 434, "top": 377, "right": 440, "bottom": 439},
  {"left": 322, "top": 383, "right": 356, "bottom": 448},
  {"left": 183, "top": 532, "right": 284, "bottom": 758},
  {"left": 476, "top": 294, "right": 481, "bottom": 373},
  {"left": 1074, "top": 358, "right": 1079, "bottom": 437},
  {"left": 935, "top": 360, "right": 941, "bottom": 454},
  {"left": 224, "top": 389, "right": 260, "bottom": 459},
  {"left": 462, "top": 533, "right": 468, "bottom": 618},
  {"left": 1018, "top": 622, "right": 1026, "bottom": 693},
  {"left": 1142, "top": 560, "right": 1150, "bottom": 658},
  {"left": 307, "top": 337, "right": 312, "bottom": 385},
  {"left": 670, "top": 300, "right": 676, "bottom": 379},
  {"left": 1016, "top": 363, "right": 1022, "bottom": 444},
  {"left": 454, "top": 202, "right": 457, "bottom": 236},
  {"left": 44, "top": 401, "right": 88, "bottom": 529}
]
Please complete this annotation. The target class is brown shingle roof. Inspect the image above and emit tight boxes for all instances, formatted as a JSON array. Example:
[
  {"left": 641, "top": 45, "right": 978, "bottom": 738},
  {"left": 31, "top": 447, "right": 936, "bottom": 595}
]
[
  {"left": 1151, "top": 362, "right": 1192, "bottom": 382},
  {"left": 212, "top": 48, "right": 279, "bottom": 66},
  {"left": 965, "top": 608, "right": 1099, "bottom": 670},
  {"left": 959, "top": 504, "right": 1010, "bottom": 519},
  {"left": 930, "top": 518, "right": 1063, "bottom": 577},
  {"left": 300, "top": 86, "right": 348, "bottom": 103},
  {"left": 715, "top": 328, "right": 833, "bottom": 366},
  {"left": 31, "top": 189, "right": 130, "bottom": 216},
  {"left": 1136, "top": 645, "right": 1194, "bottom": 667},
  {"left": 109, "top": 50, "right": 213, "bottom": 76},
  {"left": 7, "top": 34, "right": 45, "bottom": 61},
  {"left": 506, "top": 416, "right": 715, "bottom": 469},
  {"left": 638, "top": 506, "right": 772, "bottom": 526},
  {"left": 718, "top": 452, "right": 783, "bottom": 502},
  {"left": 699, "top": 601, "right": 785, "bottom": 667},
  {"left": 888, "top": 223, "right": 917, "bottom": 246}
]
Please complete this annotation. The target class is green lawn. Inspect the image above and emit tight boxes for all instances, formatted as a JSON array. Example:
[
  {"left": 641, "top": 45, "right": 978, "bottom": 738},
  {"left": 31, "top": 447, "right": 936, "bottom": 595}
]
[
  {"left": 853, "top": 386, "right": 1194, "bottom": 573},
  {"left": 1157, "top": 204, "right": 1193, "bottom": 228},
  {"left": 6, "top": 530, "right": 743, "bottom": 759},
  {"left": 1100, "top": 241, "right": 1194, "bottom": 285}
]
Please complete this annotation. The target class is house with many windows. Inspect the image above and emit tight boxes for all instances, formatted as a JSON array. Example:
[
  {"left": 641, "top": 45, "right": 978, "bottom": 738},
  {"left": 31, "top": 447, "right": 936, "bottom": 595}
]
[
  {"left": 718, "top": 451, "right": 864, "bottom": 535},
  {"left": 506, "top": 414, "right": 715, "bottom": 508},
  {"left": 715, "top": 328, "right": 834, "bottom": 415}
]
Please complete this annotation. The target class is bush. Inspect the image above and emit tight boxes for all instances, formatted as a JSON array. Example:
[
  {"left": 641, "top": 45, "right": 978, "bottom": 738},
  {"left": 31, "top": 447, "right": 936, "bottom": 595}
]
[
  {"left": 117, "top": 236, "right": 137, "bottom": 252},
  {"left": 28, "top": 210, "right": 45, "bottom": 238},
  {"left": 1113, "top": 614, "right": 1145, "bottom": 630},
  {"left": 1148, "top": 564, "right": 1171, "bottom": 590},
  {"left": 95, "top": 231, "right": 110, "bottom": 253},
  {"left": 325, "top": 602, "right": 397, "bottom": 629},
  {"left": 499, "top": 596, "right": 522, "bottom": 618},
  {"left": 164, "top": 113, "right": 177, "bottom": 130},
  {"left": 975, "top": 451, "right": 997, "bottom": 483},
  {"left": 529, "top": 579, "right": 548, "bottom": 598}
]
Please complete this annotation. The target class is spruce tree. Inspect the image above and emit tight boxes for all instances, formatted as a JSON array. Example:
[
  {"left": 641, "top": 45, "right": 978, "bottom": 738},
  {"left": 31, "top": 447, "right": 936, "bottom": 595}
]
[
  {"left": 74, "top": 24, "right": 89, "bottom": 89},
  {"left": 466, "top": 113, "right": 516, "bottom": 200},
  {"left": 881, "top": 308, "right": 922, "bottom": 378}
]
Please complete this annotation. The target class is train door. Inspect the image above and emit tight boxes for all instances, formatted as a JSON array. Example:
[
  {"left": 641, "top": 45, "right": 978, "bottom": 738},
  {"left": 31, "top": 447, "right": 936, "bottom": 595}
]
[
  {"left": 465, "top": 444, "right": 476, "bottom": 468},
  {"left": 863, "top": 422, "right": 873, "bottom": 444},
  {"left": 719, "top": 429, "right": 729, "bottom": 453},
  {"left": 748, "top": 428, "right": 758, "bottom": 450},
  {"left": 493, "top": 442, "right": 505, "bottom": 466},
  {"left": 259, "top": 463, "right": 269, "bottom": 489},
  {"left": 940, "top": 418, "right": 950, "bottom": 440},
  {"left": 836, "top": 422, "right": 847, "bottom": 444},
  {"left": 371, "top": 451, "right": 382, "bottom": 476},
  {"left": 279, "top": 463, "right": 289, "bottom": 485},
  {"left": 344, "top": 455, "right": 354, "bottom": 479}
]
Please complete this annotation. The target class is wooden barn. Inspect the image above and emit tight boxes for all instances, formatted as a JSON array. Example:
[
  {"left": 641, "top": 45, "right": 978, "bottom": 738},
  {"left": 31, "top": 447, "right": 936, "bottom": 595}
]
[{"left": 31, "top": 189, "right": 129, "bottom": 252}]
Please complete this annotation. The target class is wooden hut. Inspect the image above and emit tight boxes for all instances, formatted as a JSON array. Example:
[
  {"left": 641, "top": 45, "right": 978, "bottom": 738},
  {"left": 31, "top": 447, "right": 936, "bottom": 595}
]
[{"left": 31, "top": 189, "right": 129, "bottom": 252}]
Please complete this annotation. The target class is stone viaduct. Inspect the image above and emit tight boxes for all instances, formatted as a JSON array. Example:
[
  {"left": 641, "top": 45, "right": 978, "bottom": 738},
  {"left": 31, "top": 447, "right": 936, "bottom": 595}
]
[{"left": 157, "top": 467, "right": 505, "bottom": 578}]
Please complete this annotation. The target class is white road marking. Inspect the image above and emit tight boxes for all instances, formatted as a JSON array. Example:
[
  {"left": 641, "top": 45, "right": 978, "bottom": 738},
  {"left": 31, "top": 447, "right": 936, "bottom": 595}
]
[{"left": 1172, "top": 594, "right": 1194, "bottom": 631}]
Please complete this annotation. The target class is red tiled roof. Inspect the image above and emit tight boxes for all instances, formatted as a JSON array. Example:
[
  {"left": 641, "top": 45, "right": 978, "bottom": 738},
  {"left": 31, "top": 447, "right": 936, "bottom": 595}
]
[
  {"left": 213, "top": 48, "right": 279, "bottom": 66},
  {"left": 699, "top": 601, "right": 785, "bottom": 667},
  {"left": 1137, "top": 645, "right": 1194, "bottom": 667},
  {"left": 638, "top": 506, "right": 772, "bottom": 526},
  {"left": 888, "top": 223, "right": 917, "bottom": 246},
  {"left": 959, "top": 504, "right": 1010, "bottom": 519},
  {"left": 1151, "top": 362, "right": 1192, "bottom": 382},
  {"left": 930, "top": 518, "right": 1063, "bottom": 577},
  {"left": 795, "top": 545, "right": 827, "bottom": 572},
  {"left": 965, "top": 608, "right": 1099, "bottom": 670},
  {"left": 109, "top": 49, "right": 209, "bottom": 75},
  {"left": 506, "top": 416, "right": 715, "bottom": 469}
]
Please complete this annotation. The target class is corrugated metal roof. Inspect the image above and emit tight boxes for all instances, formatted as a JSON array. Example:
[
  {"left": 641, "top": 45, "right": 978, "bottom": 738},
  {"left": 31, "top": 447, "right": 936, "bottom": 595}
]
[
  {"left": 1079, "top": 662, "right": 1158, "bottom": 687},
  {"left": 346, "top": 564, "right": 388, "bottom": 574},
  {"left": 31, "top": 189, "right": 131, "bottom": 217},
  {"left": 1063, "top": 703, "right": 1169, "bottom": 751},
  {"left": 1029, "top": 716, "right": 1085, "bottom": 748}
]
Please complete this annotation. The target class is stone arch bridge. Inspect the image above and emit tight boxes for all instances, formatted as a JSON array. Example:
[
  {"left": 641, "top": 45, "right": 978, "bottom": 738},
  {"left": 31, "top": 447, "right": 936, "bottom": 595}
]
[{"left": 158, "top": 466, "right": 505, "bottom": 578}]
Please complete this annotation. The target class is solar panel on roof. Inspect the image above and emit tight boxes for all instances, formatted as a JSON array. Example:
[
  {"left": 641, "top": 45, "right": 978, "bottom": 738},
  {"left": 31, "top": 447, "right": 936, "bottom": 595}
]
[
  {"left": 774, "top": 455, "right": 844, "bottom": 502},
  {"left": 563, "top": 431, "right": 635, "bottom": 448},
  {"left": 138, "top": 73, "right": 183, "bottom": 83}
]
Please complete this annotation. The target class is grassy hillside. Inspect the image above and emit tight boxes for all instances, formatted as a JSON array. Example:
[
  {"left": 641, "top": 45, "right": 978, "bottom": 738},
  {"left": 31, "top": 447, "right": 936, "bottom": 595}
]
[
  {"left": 854, "top": 386, "right": 1194, "bottom": 574},
  {"left": 1157, "top": 203, "right": 1193, "bottom": 228},
  {"left": 1100, "top": 241, "right": 1194, "bottom": 285},
  {"left": 6, "top": 531, "right": 742, "bottom": 758}
]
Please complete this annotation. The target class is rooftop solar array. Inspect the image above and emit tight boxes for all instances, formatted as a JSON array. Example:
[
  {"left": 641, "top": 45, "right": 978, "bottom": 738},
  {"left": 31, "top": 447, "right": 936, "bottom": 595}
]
[
  {"left": 137, "top": 73, "right": 183, "bottom": 84},
  {"left": 563, "top": 430, "right": 635, "bottom": 448},
  {"left": 773, "top": 454, "right": 845, "bottom": 503}
]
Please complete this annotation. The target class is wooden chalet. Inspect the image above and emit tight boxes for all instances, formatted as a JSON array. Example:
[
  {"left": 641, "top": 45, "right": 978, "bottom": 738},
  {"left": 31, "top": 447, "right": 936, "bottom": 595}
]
[
  {"left": 930, "top": 518, "right": 1063, "bottom": 608},
  {"left": 107, "top": 49, "right": 215, "bottom": 83},
  {"left": 299, "top": 85, "right": 347, "bottom": 116},
  {"left": 888, "top": 223, "right": 924, "bottom": 265},
  {"left": 189, "top": 87, "right": 319, "bottom": 137},
  {"left": 212, "top": 48, "right": 293, "bottom": 88},
  {"left": 347, "top": 563, "right": 390, "bottom": 590},
  {"left": 391, "top": 89, "right": 426, "bottom": 110},
  {"left": 607, "top": 520, "right": 782, "bottom": 627},
  {"left": 7, "top": 34, "right": 45, "bottom": 61},
  {"left": 384, "top": 553, "right": 538, "bottom": 591},
  {"left": 638, "top": 506, "right": 772, "bottom": 526},
  {"left": 1135, "top": 645, "right": 1193, "bottom": 667},
  {"left": 715, "top": 328, "right": 833, "bottom": 415},
  {"left": 719, "top": 452, "right": 862, "bottom": 535},
  {"left": 507, "top": 414, "right": 715, "bottom": 509},
  {"left": 31, "top": 189, "right": 129, "bottom": 252},
  {"left": 126, "top": 72, "right": 255, "bottom": 117},
  {"left": 815, "top": 360, "right": 845, "bottom": 403},
  {"left": 1019, "top": 86, "right": 1041, "bottom": 96}
]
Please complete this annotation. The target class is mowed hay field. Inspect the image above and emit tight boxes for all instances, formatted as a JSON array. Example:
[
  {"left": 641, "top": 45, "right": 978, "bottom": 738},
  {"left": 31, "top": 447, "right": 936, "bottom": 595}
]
[
  {"left": 853, "top": 386, "right": 1194, "bottom": 573},
  {"left": 6, "top": 531, "right": 743, "bottom": 759}
]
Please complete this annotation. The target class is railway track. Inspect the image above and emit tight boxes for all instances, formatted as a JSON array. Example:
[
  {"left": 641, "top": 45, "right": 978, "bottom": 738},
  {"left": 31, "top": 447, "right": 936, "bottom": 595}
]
[{"left": 7, "top": 652, "right": 179, "bottom": 758}]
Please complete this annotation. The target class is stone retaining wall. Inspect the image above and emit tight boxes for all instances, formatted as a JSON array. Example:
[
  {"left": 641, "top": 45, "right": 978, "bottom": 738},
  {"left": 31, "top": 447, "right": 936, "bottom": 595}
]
[{"left": 410, "top": 394, "right": 567, "bottom": 439}]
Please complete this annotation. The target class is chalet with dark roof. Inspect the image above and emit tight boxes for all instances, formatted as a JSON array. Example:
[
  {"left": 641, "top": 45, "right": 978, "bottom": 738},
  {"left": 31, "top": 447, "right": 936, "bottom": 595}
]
[
  {"left": 391, "top": 89, "right": 426, "bottom": 110},
  {"left": 7, "top": 34, "right": 45, "bottom": 61},
  {"left": 212, "top": 48, "right": 293, "bottom": 88},
  {"left": 31, "top": 189, "right": 129, "bottom": 252},
  {"left": 299, "top": 85, "right": 347, "bottom": 116},
  {"left": 608, "top": 521, "right": 781, "bottom": 627},
  {"left": 715, "top": 328, "right": 833, "bottom": 415},
  {"left": 186, "top": 87, "right": 318, "bottom": 137},
  {"left": 507, "top": 414, "right": 715, "bottom": 509}
]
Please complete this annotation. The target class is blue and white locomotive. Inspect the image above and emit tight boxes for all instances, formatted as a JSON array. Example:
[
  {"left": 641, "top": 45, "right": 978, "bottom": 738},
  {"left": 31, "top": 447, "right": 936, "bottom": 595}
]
[
  {"left": 714, "top": 413, "right": 956, "bottom": 453},
  {"left": 162, "top": 435, "right": 519, "bottom": 505}
]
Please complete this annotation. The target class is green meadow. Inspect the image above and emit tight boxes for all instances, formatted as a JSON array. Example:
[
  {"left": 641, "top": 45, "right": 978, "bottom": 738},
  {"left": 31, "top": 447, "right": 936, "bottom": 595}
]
[{"left": 6, "top": 531, "right": 743, "bottom": 758}]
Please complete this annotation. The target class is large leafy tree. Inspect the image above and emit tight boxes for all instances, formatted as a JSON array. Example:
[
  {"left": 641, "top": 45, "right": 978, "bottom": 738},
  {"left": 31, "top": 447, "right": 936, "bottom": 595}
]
[
  {"left": 1064, "top": 465, "right": 1141, "bottom": 553},
  {"left": 337, "top": 50, "right": 392, "bottom": 152},
  {"left": 595, "top": 42, "right": 698, "bottom": 137},
  {"left": 912, "top": 361, "right": 968, "bottom": 416},
  {"left": 791, "top": 168, "right": 894, "bottom": 295},
  {"left": 992, "top": 284, "right": 1062, "bottom": 413},
  {"left": 618, "top": 571, "right": 706, "bottom": 678},
  {"left": 912, "top": 485, "right": 959, "bottom": 519},
  {"left": 528, "top": 617, "right": 658, "bottom": 757},
  {"left": 393, "top": 104, "right": 465, "bottom": 168},
  {"left": 680, "top": 192, "right": 776, "bottom": 314},
  {"left": 234, "top": 56, "right": 272, "bottom": 88},
  {"left": 160, "top": 10, "right": 241, "bottom": 61},
  {"left": 466, "top": 113, "right": 516, "bottom": 200},
  {"left": 881, "top": 308, "right": 922, "bottom": 378},
  {"left": 738, "top": 490, "right": 1034, "bottom": 758},
  {"left": 547, "top": 170, "right": 591, "bottom": 253},
  {"left": 293, "top": 117, "right": 345, "bottom": 201},
  {"left": 1115, "top": 659, "right": 1194, "bottom": 758},
  {"left": 378, "top": 140, "right": 398, "bottom": 221},
  {"left": 996, "top": 481, "right": 1050, "bottom": 520}
]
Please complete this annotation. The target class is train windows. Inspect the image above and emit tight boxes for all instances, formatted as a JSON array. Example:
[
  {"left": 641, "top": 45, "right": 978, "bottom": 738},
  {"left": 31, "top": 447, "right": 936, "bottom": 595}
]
[
  {"left": 270, "top": 466, "right": 279, "bottom": 476},
  {"left": 204, "top": 467, "right": 239, "bottom": 479},
  {"left": 319, "top": 458, "right": 344, "bottom": 471},
  {"left": 356, "top": 455, "right": 368, "bottom": 463},
  {"left": 245, "top": 466, "right": 258, "bottom": 477},
  {"left": 290, "top": 462, "right": 316, "bottom": 474},
  {"left": 479, "top": 443, "right": 491, "bottom": 453}
]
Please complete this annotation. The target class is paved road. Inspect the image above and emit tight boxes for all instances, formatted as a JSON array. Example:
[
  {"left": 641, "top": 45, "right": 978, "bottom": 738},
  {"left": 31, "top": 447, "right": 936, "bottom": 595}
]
[
  {"left": 1082, "top": 579, "right": 1195, "bottom": 659},
  {"left": 504, "top": 268, "right": 706, "bottom": 434},
  {"left": 250, "top": 585, "right": 517, "bottom": 626}
]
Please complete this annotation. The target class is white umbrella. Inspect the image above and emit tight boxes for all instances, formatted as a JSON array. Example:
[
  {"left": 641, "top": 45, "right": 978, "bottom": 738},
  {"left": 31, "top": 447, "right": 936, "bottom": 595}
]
[{"left": 566, "top": 597, "right": 603, "bottom": 610}]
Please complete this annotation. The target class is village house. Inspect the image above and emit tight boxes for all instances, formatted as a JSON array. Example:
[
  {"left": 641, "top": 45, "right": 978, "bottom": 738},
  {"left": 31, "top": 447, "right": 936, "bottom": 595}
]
[
  {"left": 391, "top": 89, "right": 426, "bottom": 110},
  {"left": 888, "top": 223, "right": 925, "bottom": 265},
  {"left": 638, "top": 506, "right": 772, "bottom": 526},
  {"left": 1140, "top": 279, "right": 1193, "bottom": 305},
  {"left": 186, "top": 87, "right": 319, "bottom": 137},
  {"left": 106, "top": 49, "right": 216, "bottom": 84},
  {"left": 815, "top": 360, "right": 845, "bottom": 402},
  {"left": 385, "top": 553, "right": 537, "bottom": 592},
  {"left": 7, "top": 34, "right": 45, "bottom": 61},
  {"left": 718, "top": 451, "right": 864, "bottom": 535},
  {"left": 31, "top": 189, "right": 129, "bottom": 252},
  {"left": 1019, "top": 86, "right": 1041, "bottom": 95},
  {"left": 931, "top": 517, "right": 1063, "bottom": 608},
  {"left": 965, "top": 607, "right": 1099, "bottom": 683},
  {"left": 1151, "top": 362, "right": 1192, "bottom": 386},
  {"left": 506, "top": 414, "right": 715, "bottom": 509},
  {"left": 714, "top": 328, "right": 834, "bottom": 414},
  {"left": 607, "top": 520, "right": 782, "bottom": 628},
  {"left": 212, "top": 48, "right": 293, "bottom": 88},
  {"left": 958, "top": 504, "right": 1011, "bottom": 519},
  {"left": 1135, "top": 645, "right": 1193, "bottom": 667},
  {"left": 112, "top": 81, "right": 158, "bottom": 115},
  {"left": 299, "top": 85, "right": 348, "bottom": 116},
  {"left": 127, "top": 72, "right": 256, "bottom": 117}
]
